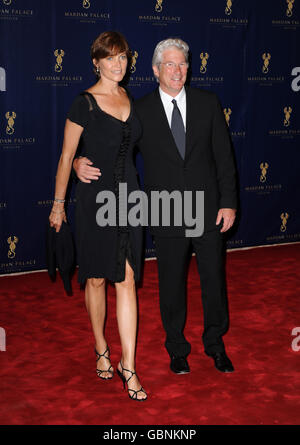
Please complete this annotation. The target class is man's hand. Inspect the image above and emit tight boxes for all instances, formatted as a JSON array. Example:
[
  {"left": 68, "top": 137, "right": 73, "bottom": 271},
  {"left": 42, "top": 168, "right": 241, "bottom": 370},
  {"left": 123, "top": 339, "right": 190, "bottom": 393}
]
[
  {"left": 73, "top": 157, "right": 101, "bottom": 183},
  {"left": 216, "top": 208, "right": 236, "bottom": 233}
]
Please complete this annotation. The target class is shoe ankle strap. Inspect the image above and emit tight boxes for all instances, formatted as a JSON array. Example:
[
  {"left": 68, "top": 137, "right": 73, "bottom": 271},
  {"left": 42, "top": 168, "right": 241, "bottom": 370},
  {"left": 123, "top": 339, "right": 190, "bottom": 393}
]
[
  {"left": 120, "top": 361, "right": 136, "bottom": 382},
  {"left": 95, "top": 346, "right": 110, "bottom": 361}
]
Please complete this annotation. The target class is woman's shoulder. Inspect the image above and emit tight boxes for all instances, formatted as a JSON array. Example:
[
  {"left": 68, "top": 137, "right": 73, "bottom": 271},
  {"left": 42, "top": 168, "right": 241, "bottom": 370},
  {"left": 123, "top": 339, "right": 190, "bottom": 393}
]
[
  {"left": 70, "top": 92, "right": 88, "bottom": 104},
  {"left": 67, "top": 92, "right": 93, "bottom": 126},
  {"left": 69, "top": 92, "right": 94, "bottom": 111}
]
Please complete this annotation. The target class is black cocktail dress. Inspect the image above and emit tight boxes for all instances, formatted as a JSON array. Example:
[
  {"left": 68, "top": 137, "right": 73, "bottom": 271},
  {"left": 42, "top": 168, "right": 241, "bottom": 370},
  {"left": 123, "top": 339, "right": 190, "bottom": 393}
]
[{"left": 67, "top": 90, "right": 142, "bottom": 283}]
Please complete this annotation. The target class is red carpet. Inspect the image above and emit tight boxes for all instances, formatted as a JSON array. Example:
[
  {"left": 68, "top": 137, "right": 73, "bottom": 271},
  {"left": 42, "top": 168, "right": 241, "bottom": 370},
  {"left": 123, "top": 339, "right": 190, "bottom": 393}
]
[{"left": 0, "top": 244, "right": 300, "bottom": 425}]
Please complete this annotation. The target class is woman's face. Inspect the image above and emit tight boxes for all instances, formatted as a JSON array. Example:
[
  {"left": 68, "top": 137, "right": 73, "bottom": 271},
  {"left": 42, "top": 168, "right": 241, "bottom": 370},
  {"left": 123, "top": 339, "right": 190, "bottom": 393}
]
[{"left": 95, "top": 52, "right": 128, "bottom": 83}]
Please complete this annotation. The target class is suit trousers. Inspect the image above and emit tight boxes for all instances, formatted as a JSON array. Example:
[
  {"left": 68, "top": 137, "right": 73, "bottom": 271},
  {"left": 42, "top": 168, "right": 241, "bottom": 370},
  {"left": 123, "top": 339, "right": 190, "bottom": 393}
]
[{"left": 154, "top": 228, "right": 229, "bottom": 358}]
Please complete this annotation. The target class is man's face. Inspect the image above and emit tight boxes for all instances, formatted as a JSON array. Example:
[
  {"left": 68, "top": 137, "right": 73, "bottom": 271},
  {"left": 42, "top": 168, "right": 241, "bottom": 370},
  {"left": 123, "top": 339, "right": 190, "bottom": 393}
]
[{"left": 152, "top": 47, "right": 188, "bottom": 97}]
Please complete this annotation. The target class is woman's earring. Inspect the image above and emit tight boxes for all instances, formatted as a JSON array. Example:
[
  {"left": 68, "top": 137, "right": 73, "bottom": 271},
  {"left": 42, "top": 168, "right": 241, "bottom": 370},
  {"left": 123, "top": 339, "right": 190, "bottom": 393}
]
[{"left": 96, "top": 66, "right": 100, "bottom": 75}]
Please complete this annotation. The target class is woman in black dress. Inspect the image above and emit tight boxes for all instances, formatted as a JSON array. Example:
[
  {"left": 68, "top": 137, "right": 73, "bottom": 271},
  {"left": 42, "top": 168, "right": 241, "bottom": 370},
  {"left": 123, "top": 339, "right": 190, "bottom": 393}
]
[{"left": 49, "top": 31, "right": 147, "bottom": 401}]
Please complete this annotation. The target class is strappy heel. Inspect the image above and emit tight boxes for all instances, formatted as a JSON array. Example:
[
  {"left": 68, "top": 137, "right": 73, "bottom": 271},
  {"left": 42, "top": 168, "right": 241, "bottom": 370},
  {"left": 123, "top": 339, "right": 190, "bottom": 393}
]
[
  {"left": 95, "top": 346, "right": 114, "bottom": 380},
  {"left": 117, "top": 361, "right": 147, "bottom": 401}
]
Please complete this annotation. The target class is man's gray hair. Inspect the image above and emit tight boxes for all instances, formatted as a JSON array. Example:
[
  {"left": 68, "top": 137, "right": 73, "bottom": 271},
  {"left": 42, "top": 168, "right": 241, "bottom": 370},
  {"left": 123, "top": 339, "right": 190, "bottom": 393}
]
[{"left": 152, "top": 38, "right": 189, "bottom": 67}]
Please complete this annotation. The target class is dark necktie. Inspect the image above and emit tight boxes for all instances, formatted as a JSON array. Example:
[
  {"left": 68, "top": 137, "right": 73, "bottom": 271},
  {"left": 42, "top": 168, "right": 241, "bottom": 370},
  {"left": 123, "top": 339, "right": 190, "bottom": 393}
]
[{"left": 171, "top": 99, "right": 185, "bottom": 159}]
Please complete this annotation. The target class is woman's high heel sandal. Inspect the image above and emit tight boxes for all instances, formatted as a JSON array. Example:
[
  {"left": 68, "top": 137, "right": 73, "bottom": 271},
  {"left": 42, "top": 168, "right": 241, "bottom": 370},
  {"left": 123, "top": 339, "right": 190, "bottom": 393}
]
[
  {"left": 117, "top": 361, "right": 147, "bottom": 401},
  {"left": 95, "top": 347, "right": 114, "bottom": 380}
]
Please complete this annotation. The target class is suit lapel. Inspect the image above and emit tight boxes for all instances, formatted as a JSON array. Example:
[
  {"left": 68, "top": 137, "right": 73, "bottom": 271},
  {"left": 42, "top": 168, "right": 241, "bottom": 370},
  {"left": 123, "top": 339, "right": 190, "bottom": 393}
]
[{"left": 184, "top": 86, "right": 196, "bottom": 162}]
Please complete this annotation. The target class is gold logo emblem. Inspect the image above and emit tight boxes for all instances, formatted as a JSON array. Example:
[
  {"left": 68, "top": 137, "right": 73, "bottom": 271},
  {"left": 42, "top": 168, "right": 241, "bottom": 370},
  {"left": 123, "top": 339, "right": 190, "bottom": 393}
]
[
  {"left": 200, "top": 52, "right": 209, "bottom": 74},
  {"left": 3, "top": 0, "right": 12, "bottom": 5},
  {"left": 54, "top": 49, "right": 65, "bottom": 73},
  {"left": 83, "top": 0, "right": 90, "bottom": 8},
  {"left": 7, "top": 236, "right": 18, "bottom": 259},
  {"left": 286, "top": 0, "right": 294, "bottom": 17},
  {"left": 280, "top": 212, "right": 289, "bottom": 232},
  {"left": 155, "top": 0, "right": 163, "bottom": 12},
  {"left": 283, "top": 106, "right": 292, "bottom": 127},
  {"left": 5, "top": 111, "right": 16, "bottom": 135},
  {"left": 130, "top": 51, "right": 138, "bottom": 73},
  {"left": 260, "top": 162, "right": 269, "bottom": 183},
  {"left": 262, "top": 53, "right": 271, "bottom": 74},
  {"left": 223, "top": 108, "right": 232, "bottom": 126},
  {"left": 225, "top": 0, "right": 233, "bottom": 15}
]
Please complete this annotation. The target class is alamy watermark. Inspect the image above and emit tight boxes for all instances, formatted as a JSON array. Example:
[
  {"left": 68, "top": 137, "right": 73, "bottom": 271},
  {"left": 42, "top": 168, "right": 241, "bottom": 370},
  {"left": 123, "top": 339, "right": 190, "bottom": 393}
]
[
  {"left": 0, "top": 67, "right": 6, "bottom": 92},
  {"left": 0, "top": 327, "right": 6, "bottom": 351},
  {"left": 96, "top": 184, "right": 204, "bottom": 237},
  {"left": 291, "top": 67, "right": 300, "bottom": 92},
  {"left": 291, "top": 327, "right": 300, "bottom": 352}
]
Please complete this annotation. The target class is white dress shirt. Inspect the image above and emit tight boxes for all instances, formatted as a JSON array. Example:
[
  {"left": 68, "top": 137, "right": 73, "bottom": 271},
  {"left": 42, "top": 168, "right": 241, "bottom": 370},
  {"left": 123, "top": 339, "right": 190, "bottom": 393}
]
[{"left": 159, "top": 87, "right": 186, "bottom": 131}]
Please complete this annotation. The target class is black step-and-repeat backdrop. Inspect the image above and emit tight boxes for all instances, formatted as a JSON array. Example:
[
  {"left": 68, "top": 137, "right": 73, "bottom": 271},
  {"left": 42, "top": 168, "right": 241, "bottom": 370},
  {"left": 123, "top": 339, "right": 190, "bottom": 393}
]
[{"left": 1, "top": 0, "right": 299, "bottom": 275}]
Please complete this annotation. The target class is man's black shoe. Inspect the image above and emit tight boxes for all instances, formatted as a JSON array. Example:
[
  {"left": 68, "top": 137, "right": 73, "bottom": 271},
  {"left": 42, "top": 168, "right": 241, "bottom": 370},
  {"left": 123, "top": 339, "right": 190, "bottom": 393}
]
[
  {"left": 170, "top": 356, "right": 190, "bottom": 374},
  {"left": 206, "top": 351, "right": 234, "bottom": 373}
]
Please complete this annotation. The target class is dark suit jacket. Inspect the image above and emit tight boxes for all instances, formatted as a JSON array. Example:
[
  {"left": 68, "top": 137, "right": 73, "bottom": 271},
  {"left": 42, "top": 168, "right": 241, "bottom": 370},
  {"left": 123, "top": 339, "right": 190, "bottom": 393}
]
[{"left": 134, "top": 86, "right": 237, "bottom": 237}]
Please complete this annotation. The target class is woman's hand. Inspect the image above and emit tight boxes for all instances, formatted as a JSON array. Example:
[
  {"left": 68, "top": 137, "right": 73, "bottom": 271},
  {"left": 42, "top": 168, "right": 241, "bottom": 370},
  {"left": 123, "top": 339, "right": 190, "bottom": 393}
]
[{"left": 49, "top": 203, "right": 67, "bottom": 233}]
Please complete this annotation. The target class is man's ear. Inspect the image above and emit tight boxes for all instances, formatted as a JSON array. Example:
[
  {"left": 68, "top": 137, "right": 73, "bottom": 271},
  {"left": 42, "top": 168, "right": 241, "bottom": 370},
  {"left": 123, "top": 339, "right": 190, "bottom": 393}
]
[{"left": 152, "top": 65, "right": 159, "bottom": 79}]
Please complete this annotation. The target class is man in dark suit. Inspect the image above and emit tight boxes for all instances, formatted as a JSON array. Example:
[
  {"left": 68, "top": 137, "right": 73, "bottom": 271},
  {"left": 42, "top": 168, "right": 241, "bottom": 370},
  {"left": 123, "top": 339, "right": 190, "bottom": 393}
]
[{"left": 74, "top": 38, "right": 237, "bottom": 374}]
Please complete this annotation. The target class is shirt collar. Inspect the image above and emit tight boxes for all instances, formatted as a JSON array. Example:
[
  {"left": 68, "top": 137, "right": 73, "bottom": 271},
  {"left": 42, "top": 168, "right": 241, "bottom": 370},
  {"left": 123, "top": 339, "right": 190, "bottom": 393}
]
[{"left": 159, "top": 86, "right": 186, "bottom": 105}]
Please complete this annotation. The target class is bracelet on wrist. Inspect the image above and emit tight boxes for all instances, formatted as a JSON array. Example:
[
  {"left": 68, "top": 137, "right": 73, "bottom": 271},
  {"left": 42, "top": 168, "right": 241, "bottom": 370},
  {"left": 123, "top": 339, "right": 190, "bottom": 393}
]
[
  {"left": 54, "top": 198, "right": 65, "bottom": 203},
  {"left": 51, "top": 209, "right": 65, "bottom": 214}
]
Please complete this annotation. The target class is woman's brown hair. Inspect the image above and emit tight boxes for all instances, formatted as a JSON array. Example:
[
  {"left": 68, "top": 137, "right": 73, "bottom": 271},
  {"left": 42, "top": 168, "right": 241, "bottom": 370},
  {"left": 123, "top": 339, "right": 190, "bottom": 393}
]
[{"left": 91, "top": 31, "right": 131, "bottom": 77}]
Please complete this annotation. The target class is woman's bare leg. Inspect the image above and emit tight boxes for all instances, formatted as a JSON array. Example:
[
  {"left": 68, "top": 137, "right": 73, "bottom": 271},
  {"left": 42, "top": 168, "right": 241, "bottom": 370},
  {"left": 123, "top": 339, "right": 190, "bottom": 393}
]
[
  {"left": 115, "top": 260, "right": 147, "bottom": 400},
  {"left": 85, "top": 277, "right": 113, "bottom": 378}
]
